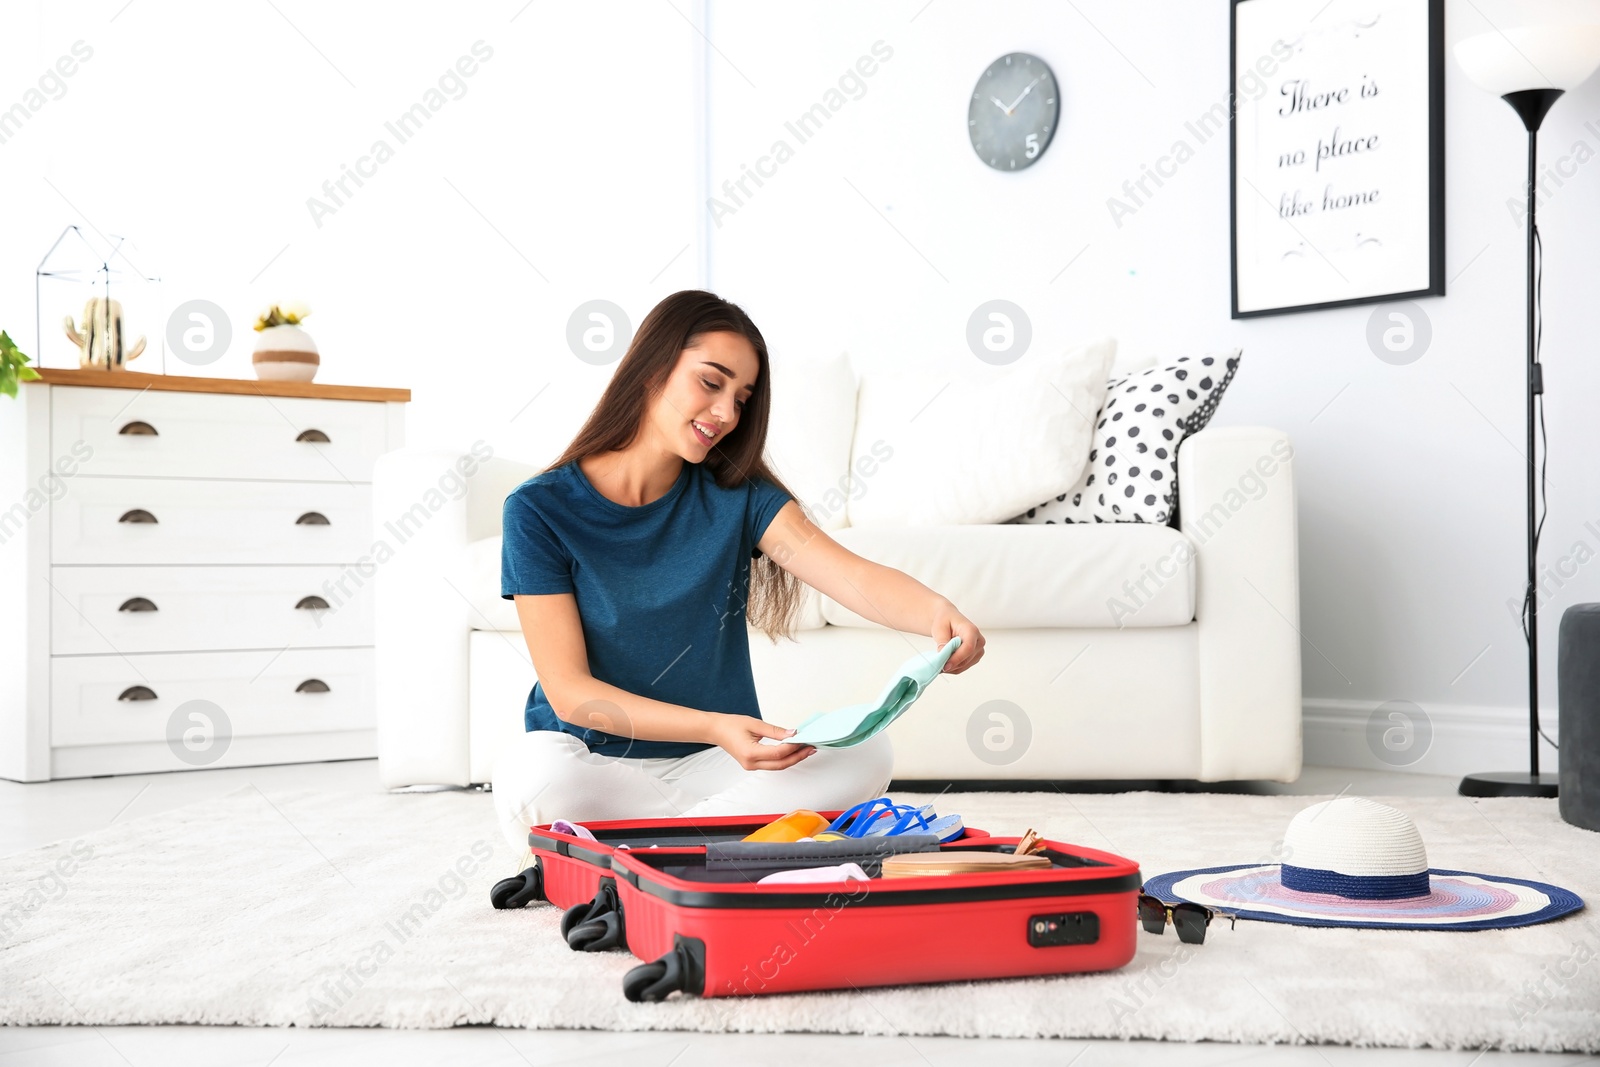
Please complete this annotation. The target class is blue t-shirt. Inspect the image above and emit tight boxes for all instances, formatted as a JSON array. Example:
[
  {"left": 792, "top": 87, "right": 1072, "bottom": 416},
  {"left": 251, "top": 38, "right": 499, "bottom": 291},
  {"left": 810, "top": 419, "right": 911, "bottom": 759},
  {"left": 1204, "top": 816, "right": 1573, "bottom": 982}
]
[{"left": 500, "top": 458, "right": 794, "bottom": 759}]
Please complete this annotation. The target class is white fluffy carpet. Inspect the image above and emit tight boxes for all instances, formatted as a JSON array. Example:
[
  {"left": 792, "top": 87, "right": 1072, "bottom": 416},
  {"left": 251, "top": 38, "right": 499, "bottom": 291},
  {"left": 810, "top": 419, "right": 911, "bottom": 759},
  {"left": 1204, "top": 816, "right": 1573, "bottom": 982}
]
[{"left": 2, "top": 786, "right": 1596, "bottom": 1051}]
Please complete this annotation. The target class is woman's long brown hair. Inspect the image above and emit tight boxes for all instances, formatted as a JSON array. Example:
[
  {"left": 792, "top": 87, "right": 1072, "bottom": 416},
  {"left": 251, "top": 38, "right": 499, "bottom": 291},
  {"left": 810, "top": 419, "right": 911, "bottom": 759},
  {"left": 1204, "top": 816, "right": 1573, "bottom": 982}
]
[{"left": 542, "top": 289, "right": 806, "bottom": 644}]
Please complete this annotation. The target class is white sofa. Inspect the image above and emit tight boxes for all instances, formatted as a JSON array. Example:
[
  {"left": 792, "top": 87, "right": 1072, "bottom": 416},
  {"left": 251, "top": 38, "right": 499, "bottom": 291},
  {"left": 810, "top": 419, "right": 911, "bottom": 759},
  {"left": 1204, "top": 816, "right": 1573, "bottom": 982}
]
[{"left": 373, "top": 353, "right": 1302, "bottom": 788}]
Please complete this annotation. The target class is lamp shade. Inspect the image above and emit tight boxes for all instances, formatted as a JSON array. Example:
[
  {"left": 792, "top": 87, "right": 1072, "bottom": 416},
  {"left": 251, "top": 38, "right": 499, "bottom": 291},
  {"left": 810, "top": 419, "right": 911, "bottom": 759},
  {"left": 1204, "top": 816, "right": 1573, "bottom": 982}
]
[{"left": 1454, "top": 24, "right": 1600, "bottom": 95}]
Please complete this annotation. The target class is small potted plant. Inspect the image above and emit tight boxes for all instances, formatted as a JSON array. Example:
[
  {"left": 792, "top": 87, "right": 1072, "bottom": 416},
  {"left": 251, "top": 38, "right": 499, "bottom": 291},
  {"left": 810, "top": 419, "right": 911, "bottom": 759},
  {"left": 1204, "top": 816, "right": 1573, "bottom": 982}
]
[
  {"left": 252, "top": 301, "right": 319, "bottom": 381},
  {"left": 0, "top": 331, "right": 42, "bottom": 398}
]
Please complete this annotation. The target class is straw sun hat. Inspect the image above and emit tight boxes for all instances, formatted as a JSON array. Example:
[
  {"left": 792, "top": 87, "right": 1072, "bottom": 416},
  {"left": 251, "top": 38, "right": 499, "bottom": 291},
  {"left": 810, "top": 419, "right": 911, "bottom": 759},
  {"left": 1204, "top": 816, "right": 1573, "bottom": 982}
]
[{"left": 1141, "top": 797, "right": 1583, "bottom": 931}]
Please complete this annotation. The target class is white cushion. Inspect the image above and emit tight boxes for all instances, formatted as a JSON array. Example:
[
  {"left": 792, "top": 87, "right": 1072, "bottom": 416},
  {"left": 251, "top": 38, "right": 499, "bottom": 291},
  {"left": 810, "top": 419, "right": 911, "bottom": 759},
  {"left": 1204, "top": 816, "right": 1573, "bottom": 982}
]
[
  {"left": 763, "top": 350, "right": 857, "bottom": 531},
  {"left": 466, "top": 536, "right": 519, "bottom": 632},
  {"left": 847, "top": 337, "right": 1116, "bottom": 528},
  {"left": 1111, "top": 348, "right": 1159, "bottom": 379},
  {"left": 819, "top": 522, "right": 1196, "bottom": 629}
]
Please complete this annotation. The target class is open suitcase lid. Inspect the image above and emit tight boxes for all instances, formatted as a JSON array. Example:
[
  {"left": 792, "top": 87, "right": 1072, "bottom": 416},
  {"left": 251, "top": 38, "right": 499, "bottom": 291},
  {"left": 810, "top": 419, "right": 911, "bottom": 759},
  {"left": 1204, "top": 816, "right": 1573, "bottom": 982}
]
[
  {"left": 610, "top": 837, "right": 1141, "bottom": 909},
  {"left": 529, "top": 812, "right": 991, "bottom": 870},
  {"left": 528, "top": 813, "right": 791, "bottom": 867}
]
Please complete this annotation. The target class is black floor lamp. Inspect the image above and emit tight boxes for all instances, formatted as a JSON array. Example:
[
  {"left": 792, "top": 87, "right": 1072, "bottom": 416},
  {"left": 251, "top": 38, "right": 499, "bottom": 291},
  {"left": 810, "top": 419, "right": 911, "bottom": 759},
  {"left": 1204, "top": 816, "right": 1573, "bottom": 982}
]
[{"left": 1453, "top": 26, "right": 1600, "bottom": 797}]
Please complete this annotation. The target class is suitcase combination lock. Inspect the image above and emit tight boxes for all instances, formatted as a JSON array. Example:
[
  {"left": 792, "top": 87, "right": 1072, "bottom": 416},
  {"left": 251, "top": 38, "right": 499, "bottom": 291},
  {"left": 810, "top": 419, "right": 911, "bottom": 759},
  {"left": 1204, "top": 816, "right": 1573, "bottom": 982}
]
[{"left": 1028, "top": 911, "right": 1100, "bottom": 947}]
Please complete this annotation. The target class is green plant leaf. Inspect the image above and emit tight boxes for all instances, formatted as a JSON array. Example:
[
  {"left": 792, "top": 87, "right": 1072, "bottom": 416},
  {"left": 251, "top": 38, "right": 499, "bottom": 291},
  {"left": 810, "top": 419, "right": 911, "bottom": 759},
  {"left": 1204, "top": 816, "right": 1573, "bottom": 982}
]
[{"left": 0, "top": 330, "right": 37, "bottom": 398}]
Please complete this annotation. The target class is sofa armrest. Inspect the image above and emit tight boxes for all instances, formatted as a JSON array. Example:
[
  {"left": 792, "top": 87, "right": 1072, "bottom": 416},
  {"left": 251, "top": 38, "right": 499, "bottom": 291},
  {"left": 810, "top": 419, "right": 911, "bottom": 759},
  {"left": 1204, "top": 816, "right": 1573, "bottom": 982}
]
[
  {"left": 372, "top": 443, "right": 540, "bottom": 787},
  {"left": 1177, "top": 425, "right": 1303, "bottom": 781}
]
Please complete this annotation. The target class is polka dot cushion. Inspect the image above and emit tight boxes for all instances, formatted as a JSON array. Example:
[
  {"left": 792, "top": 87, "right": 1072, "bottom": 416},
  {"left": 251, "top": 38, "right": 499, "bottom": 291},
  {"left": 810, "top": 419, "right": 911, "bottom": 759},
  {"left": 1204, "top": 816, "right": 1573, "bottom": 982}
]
[{"left": 1007, "top": 349, "right": 1241, "bottom": 527}]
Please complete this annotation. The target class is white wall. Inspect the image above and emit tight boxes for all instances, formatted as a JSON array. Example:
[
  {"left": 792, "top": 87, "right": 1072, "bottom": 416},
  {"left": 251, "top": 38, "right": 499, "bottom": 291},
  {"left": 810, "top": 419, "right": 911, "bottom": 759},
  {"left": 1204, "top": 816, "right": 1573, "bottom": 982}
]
[
  {"left": 5, "top": 0, "right": 1598, "bottom": 774},
  {"left": 0, "top": 0, "right": 706, "bottom": 467},
  {"left": 702, "top": 0, "right": 1600, "bottom": 773}
]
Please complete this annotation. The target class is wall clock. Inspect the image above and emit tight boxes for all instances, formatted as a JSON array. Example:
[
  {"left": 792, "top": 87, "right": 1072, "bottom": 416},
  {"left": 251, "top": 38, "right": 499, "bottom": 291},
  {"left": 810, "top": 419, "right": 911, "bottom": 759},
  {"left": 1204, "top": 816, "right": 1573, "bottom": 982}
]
[{"left": 968, "top": 52, "right": 1059, "bottom": 171}]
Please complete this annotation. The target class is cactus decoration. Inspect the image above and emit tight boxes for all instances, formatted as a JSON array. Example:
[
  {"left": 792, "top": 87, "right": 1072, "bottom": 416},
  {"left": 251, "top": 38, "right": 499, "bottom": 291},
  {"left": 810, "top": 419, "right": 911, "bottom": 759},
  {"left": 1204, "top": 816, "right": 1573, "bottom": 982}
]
[{"left": 64, "top": 297, "right": 147, "bottom": 370}]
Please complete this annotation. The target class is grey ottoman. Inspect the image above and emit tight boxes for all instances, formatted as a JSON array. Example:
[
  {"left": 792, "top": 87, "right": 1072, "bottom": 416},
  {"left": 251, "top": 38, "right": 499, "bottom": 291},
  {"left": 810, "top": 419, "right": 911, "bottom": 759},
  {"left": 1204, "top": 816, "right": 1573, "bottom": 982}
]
[{"left": 1559, "top": 603, "right": 1600, "bottom": 831}]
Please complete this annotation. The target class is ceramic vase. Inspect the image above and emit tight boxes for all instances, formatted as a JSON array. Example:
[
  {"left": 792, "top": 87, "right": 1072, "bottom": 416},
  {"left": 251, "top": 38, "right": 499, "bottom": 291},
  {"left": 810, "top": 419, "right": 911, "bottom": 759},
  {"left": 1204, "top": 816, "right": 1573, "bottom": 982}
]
[{"left": 252, "top": 323, "right": 320, "bottom": 382}]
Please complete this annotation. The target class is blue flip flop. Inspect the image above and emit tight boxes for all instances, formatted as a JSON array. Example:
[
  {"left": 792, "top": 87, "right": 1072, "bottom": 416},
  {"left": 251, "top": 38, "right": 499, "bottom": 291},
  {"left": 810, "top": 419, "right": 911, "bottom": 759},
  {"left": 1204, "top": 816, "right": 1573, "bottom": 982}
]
[
  {"left": 823, "top": 797, "right": 896, "bottom": 837},
  {"left": 857, "top": 803, "right": 966, "bottom": 843},
  {"left": 831, "top": 799, "right": 929, "bottom": 839}
]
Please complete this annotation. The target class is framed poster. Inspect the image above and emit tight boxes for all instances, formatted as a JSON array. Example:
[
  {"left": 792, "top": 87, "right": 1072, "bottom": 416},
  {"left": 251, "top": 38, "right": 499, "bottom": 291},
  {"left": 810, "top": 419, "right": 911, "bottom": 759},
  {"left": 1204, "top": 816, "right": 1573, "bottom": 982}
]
[{"left": 1230, "top": 0, "right": 1444, "bottom": 317}]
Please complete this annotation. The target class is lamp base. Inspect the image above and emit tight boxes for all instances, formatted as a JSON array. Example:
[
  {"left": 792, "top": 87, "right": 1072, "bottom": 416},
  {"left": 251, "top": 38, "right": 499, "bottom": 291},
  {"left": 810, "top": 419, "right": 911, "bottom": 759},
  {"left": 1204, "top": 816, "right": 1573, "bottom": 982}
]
[{"left": 1458, "top": 771, "right": 1560, "bottom": 798}]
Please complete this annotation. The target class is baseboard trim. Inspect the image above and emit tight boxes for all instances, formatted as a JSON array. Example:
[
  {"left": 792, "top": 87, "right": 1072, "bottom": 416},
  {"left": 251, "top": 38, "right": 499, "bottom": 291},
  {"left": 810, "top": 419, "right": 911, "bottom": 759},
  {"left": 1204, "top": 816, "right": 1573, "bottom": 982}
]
[{"left": 1301, "top": 698, "right": 1560, "bottom": 778}]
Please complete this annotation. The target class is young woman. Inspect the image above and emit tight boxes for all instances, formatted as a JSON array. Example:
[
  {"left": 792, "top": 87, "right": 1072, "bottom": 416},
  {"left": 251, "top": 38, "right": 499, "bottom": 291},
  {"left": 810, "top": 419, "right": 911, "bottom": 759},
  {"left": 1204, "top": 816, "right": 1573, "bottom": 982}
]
[{"left": 492, "top": 290, "right": 985, "bottom": 852}]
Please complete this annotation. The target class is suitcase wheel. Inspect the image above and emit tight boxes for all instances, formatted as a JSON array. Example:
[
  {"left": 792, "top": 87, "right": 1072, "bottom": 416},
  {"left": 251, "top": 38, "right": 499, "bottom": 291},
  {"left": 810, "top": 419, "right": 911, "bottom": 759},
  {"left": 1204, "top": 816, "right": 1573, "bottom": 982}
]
[
  {"left": 489, "top": 863, "right": 544, "bottom": 910},
  {"left": 623, "top": 953, "right": 685, "bottom": 1003},
  {"left": 567, "top": 910, "right": 625, "bottom": 952},
  {"left": 561, "top": 882, "right": 624, "bottom": 949},
  {"left": 623, "top": 937, "right": 704, "bottom": 1003},
  {"left": 559, "top": 898, "right": 592, "bottom": 939}
]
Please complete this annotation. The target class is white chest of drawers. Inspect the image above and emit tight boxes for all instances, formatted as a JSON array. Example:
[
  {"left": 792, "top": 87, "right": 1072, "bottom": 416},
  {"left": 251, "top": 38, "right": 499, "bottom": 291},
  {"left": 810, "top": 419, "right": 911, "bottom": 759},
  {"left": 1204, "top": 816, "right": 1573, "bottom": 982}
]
[{"left": 0, "top": 369, "right": 409, "bottom": 780}]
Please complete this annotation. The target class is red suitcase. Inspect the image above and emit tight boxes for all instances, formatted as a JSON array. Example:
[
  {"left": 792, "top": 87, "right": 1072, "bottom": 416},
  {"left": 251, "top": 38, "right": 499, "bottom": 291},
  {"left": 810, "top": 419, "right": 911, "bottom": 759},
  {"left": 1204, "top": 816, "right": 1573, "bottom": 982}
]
[
  {"left": 491, "top": 814, "right": 795, "bottom": 951},
  {"left": 610, "top": 836, "right": 1141, "bottom": 1000},
  {"left": 489, "top": 811, "right": 990, "bottom": 952}
]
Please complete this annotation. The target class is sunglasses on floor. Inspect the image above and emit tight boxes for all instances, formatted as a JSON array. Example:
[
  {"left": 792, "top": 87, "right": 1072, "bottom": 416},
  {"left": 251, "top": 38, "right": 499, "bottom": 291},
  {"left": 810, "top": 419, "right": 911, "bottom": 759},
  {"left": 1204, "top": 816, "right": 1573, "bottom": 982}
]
[{"left": 1137, "top": 890, "right": 1236, "bottom": 944}]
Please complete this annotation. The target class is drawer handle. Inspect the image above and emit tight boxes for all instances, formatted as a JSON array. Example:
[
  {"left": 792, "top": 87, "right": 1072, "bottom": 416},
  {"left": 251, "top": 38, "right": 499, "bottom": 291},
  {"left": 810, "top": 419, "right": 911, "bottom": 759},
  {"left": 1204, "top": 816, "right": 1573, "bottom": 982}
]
[
  {"left": 118, "top": 420, "right": 158, "bottom": 436},
  {"left": 118, "top": 509, "right": 159, "bottom": 524},
  {"left": 118, "top": 597, "right": 159, "bottom": 612},
  {"left": 295, "top": 595, "right": 330, "bottom": 610},
  {"left": 296, "top": 678, "right": 331, "bottom": 693},
  {"left": 296, "top": 428, "right": 331, "bottom": 443},
  {"left": 295, "top": 512, "right": 331, "bottom": 525},
  {"left": 118, "top": 685, "right": 158, "bottom": 701}
]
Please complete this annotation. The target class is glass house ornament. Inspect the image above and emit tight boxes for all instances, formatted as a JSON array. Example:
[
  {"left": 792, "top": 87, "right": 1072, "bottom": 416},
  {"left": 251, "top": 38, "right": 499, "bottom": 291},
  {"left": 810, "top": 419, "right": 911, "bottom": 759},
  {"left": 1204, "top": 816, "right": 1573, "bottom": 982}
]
[{"left": 36, "top": 225, "right": 163, "bottom": 372}]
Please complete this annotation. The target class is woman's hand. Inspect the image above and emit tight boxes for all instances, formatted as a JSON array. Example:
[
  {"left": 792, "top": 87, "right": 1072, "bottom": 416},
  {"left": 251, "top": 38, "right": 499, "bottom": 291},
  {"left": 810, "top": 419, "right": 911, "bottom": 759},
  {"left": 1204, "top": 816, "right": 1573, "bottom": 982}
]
[
  {"left": 706, "top": 713, "right": 816, "bottom": 771},
  {"left": 933, "top": 600, "right": 985, "bottom": 674}
]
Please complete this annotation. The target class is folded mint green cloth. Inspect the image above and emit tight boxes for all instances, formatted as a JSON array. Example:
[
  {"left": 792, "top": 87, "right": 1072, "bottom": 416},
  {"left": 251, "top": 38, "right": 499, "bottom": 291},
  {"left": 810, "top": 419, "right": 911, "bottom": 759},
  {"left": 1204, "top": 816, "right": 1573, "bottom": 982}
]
[{"left": 767, "top": 636, "right": 963, "bottom": 748}]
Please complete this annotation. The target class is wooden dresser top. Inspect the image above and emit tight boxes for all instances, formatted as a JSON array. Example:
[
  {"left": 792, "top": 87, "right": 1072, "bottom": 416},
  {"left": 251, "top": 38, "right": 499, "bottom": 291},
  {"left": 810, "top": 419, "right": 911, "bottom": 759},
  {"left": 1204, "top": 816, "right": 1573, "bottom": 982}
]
[{"left": 27, "top": 368, "right": 410, "bottom": 403}]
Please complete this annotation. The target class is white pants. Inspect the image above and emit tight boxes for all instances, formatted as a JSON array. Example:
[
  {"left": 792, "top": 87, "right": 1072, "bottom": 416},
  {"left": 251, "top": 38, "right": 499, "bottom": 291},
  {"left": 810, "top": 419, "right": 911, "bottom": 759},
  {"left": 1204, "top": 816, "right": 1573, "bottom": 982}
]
[{"left": 490, "top": 728, "right": 895, "bottom": 854}]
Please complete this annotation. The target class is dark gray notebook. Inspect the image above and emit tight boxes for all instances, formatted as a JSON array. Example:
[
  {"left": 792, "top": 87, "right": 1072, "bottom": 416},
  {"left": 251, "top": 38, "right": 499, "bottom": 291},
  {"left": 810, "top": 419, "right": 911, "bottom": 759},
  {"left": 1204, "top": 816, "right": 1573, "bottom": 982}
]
[{"left": 703, "top": 834, "right": 941, "bottom": 877}]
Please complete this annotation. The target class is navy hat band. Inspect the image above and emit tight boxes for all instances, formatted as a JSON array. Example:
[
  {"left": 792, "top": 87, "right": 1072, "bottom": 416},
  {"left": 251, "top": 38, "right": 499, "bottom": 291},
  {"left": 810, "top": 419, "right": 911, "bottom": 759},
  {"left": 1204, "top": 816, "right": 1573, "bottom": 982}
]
[{"left": 1280, "top": 864, "right": 1431, "bottom": 900}]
